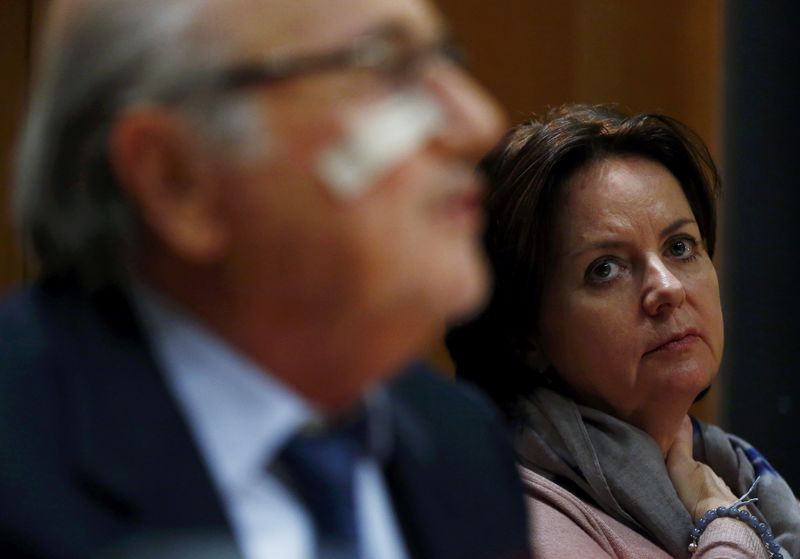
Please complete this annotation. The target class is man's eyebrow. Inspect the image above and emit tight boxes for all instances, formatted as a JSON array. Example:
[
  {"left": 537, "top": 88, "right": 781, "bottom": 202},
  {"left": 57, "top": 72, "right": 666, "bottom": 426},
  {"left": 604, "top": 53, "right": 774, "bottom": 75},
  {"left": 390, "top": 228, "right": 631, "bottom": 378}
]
[
  {"left": 357, "top": 21, "right": 409, "bottom": 39},
  {"left": 353, "top": 20, "right": 446, "bottom": 45}
]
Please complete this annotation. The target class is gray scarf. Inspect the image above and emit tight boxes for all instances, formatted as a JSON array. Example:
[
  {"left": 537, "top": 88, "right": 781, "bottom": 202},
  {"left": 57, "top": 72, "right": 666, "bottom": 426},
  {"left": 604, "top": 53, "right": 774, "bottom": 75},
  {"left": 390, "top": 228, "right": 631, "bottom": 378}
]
[{"left": 515, "top": 387, "right": 800, "bottom": 558}]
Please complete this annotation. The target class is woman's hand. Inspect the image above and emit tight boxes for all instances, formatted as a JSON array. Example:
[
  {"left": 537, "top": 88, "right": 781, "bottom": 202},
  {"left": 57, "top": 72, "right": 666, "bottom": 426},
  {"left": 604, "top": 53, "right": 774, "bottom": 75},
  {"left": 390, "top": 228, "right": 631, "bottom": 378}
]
[{"left": 666, "top": 415, "right": 738, "bottom": 520}]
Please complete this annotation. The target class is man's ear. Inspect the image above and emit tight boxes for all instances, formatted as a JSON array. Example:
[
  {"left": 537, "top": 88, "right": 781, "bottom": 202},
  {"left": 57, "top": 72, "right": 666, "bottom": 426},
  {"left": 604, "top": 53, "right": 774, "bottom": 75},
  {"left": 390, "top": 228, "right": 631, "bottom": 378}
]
[{"left": 108, "top": 106, "right": 229, "bottom": 263}]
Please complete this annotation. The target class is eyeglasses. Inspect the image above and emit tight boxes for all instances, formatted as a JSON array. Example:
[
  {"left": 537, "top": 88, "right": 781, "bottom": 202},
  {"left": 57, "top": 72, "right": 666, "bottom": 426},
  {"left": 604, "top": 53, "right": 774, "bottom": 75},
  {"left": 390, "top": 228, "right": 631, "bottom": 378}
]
[{"left": 157, "top": 27, "right": 465, "bottom": 103}]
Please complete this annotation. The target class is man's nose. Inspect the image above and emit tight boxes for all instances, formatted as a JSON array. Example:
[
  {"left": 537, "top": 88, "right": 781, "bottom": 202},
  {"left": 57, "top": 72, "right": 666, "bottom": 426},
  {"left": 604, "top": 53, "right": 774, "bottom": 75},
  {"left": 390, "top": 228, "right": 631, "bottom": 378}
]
[
  {"left": 641, "top": 255, "right": 686, "bottom": 317},
  {"left": 421, "top": 60, "right": 507, "bottom": 160}
]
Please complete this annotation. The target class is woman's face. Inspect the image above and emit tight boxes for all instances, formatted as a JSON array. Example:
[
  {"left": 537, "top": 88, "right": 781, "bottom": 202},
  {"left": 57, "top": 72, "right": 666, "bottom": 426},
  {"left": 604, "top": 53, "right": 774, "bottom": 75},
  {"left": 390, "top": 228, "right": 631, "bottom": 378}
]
[{"left": 536, "top": 155, "right": 723, "bottom": 436}]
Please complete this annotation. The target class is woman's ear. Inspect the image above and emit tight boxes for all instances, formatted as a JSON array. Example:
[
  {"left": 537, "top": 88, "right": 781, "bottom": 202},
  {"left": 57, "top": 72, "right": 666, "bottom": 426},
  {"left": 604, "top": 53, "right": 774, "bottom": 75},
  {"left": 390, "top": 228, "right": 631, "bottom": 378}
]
[
  {"left": 108, "top": 106, "right": 229, "bottom": 263},
  {"left": 517, "top": 335, "right": 551, "bottom": 372}
]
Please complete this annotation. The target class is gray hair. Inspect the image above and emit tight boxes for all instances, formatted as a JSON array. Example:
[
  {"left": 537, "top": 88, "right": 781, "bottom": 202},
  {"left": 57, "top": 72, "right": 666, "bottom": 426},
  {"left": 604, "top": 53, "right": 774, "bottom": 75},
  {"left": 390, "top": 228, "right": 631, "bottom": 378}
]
[{"left": 14, "top": 0, "right": 265, "bottom": 288}]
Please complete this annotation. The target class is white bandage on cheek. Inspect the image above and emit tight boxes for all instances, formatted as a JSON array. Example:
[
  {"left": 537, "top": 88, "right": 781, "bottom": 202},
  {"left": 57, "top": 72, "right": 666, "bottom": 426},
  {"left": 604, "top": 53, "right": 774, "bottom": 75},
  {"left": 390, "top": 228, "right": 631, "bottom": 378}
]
[{"left": 316, "top": 88, "right": 445, "bottom": 199}]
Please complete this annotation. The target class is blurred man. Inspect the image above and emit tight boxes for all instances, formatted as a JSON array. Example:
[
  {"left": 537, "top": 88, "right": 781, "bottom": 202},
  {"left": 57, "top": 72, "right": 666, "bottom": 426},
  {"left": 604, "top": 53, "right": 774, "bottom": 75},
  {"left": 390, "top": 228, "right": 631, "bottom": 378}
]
[{"left": 0, "top": 0, "right": 529, "bottom": 557}]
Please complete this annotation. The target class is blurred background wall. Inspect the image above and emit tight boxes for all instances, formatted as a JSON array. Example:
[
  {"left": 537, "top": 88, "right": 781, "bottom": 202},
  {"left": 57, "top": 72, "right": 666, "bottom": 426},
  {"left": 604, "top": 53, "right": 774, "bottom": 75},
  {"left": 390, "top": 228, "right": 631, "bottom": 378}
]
[
  {"left": 0, "top": 1, "right": 40, "bottom": 292},
  {"left": 1, "top": 1, "right": 797, "bottom": 486},
  {"left": 722, "top": 1, "right": 800, "bottom": 491}
]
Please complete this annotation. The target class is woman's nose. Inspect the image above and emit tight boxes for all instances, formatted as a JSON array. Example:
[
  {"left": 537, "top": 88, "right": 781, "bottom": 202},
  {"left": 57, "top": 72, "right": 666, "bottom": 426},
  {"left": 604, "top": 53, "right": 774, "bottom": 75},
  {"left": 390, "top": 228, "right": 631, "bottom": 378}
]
[{"left": 641, "top": 256, "right": 686, "bottom": 316}]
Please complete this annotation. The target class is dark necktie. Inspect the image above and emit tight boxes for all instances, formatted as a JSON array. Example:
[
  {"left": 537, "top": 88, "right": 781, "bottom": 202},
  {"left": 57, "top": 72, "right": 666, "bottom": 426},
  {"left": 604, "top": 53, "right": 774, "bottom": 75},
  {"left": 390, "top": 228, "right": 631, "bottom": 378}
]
[{"left": 278, "top": 416, "right": 367, "bottom": 558}]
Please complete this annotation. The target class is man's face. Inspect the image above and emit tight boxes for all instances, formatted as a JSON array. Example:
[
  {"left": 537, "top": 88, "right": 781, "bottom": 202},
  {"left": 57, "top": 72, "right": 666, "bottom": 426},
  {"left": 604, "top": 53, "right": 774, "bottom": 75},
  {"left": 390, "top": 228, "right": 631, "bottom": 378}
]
[{"left": 207, "top": 0, "right": 505, "bottom": 352}]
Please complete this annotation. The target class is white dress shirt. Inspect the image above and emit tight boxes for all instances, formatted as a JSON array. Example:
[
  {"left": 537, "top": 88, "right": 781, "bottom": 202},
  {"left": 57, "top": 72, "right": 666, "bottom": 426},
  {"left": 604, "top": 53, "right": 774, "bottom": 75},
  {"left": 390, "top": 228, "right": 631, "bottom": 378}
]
[{"left": 131, "top": 284, "right": 409, "bottom": 559}]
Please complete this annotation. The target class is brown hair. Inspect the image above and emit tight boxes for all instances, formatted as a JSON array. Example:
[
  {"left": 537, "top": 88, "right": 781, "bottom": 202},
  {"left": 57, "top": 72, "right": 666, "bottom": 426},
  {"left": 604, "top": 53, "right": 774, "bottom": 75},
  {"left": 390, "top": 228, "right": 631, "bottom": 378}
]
[{"left": 446, "top": 104, "right": 720, "bottom": 415}]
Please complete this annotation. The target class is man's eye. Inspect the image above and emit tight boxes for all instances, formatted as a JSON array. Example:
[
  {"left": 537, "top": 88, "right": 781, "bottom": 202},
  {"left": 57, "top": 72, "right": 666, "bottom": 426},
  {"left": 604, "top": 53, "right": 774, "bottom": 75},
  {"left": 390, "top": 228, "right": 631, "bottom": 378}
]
[{"left": 586, "top": 259, "right": 622, "bottom": 284}]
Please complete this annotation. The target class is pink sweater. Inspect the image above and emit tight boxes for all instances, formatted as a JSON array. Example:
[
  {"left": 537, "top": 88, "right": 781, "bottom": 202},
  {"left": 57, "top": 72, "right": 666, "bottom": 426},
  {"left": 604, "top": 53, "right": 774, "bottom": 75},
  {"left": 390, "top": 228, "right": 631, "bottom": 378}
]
[{"left": 518, "top": 466, "right": 769, "bottom": 558}]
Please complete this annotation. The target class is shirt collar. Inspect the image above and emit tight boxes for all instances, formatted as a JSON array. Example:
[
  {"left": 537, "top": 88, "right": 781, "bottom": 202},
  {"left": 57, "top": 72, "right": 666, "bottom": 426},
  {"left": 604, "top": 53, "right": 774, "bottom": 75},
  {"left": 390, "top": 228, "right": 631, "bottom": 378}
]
[{"left": 129, "top": 282, "right": 319, "bottom": 492}]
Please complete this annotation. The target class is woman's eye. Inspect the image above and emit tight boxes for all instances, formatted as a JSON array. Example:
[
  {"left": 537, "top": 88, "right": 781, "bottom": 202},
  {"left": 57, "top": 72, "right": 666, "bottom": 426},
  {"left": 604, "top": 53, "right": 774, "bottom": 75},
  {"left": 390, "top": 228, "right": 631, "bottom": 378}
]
[
  {"left": 667, "top": 237, "right": 697, "bottom": 259},
  {"left": 586, "top": 259, "right": 622, "bottom": 284}
]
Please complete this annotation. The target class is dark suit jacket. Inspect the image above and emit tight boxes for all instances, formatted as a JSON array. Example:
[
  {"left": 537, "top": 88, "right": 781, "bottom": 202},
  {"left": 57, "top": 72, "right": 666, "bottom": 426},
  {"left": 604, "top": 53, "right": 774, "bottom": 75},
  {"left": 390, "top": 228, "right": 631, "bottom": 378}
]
[{"left": 0, "top": 278, "right": 530, "bottom": 559}]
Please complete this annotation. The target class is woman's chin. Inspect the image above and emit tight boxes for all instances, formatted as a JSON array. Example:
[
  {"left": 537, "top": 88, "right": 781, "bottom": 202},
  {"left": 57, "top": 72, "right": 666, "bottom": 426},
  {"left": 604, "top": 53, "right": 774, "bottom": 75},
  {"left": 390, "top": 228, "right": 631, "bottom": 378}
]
[{"left": 649, "top": 358, "right": 718, "bottom": 402}]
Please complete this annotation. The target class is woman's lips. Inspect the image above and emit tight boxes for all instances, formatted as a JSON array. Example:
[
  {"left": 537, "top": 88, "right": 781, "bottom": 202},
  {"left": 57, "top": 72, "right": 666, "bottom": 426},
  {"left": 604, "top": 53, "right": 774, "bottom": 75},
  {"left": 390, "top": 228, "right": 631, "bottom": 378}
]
[{"left": 645, "top": 332, "right": 701, "bottom": 355}]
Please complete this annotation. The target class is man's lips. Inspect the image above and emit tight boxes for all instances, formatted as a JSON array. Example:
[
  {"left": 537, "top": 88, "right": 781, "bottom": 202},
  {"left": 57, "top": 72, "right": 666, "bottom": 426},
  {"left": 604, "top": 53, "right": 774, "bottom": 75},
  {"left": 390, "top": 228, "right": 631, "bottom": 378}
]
[
  {"left": 445, "top": 188, "right": 482, "bottom": 214},
  {"left": 436, "top": 179, "right": 485, "bottom": 222},
  {"left": 645, "top": 329, "right": 701, "bottom": 355}
]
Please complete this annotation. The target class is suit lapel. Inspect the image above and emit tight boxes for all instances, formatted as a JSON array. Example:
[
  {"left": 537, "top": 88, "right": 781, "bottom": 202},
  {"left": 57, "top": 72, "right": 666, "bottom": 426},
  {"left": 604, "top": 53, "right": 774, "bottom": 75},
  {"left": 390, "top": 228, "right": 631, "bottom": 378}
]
[
  {"left": 382, "top": 366, "right": 531, "bottom": 559},
  {"left": 383, "top": 379, "right": 456, "bottom": 559},
  {"left": 38, "top": 281, "right": 237, "bottom": 553}
]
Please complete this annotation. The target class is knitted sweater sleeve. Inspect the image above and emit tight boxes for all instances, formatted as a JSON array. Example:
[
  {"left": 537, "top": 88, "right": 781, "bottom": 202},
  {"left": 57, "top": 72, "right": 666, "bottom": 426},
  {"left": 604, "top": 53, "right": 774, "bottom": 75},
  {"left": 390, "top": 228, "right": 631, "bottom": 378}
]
[
  {"left": 694, "top": 518, "right": 770, "bottom": 558},
  {"left": 520, "top": 465, "right": 770, "bottom": 559}
]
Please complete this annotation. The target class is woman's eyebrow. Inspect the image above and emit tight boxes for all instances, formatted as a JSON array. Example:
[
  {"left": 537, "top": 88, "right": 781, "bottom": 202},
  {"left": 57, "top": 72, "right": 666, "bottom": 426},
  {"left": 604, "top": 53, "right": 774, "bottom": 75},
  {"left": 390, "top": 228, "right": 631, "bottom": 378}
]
[
  {"left": 660, "top": 217, "right": 697, "bottom": 238},
  {"left": 565, "top": 217, "right": 698, "bottom": 259},
  {"left": 566, "top": 239, "right": 629, "bottom": 259}
]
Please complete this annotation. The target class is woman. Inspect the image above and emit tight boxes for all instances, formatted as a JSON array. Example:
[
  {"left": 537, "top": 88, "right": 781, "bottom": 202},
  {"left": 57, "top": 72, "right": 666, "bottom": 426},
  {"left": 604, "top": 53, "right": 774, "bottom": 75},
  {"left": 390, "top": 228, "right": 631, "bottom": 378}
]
[{"left": 447, "top": 105, "right": 800, "bottom": 558}]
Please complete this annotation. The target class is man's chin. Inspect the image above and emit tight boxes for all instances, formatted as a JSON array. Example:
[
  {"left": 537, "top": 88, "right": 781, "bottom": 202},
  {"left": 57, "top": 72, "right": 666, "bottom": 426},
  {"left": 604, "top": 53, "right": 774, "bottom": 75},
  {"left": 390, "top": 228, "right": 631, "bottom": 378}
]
[{"left": 439, "top": 254, "right": 492, "bottom": 324}]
